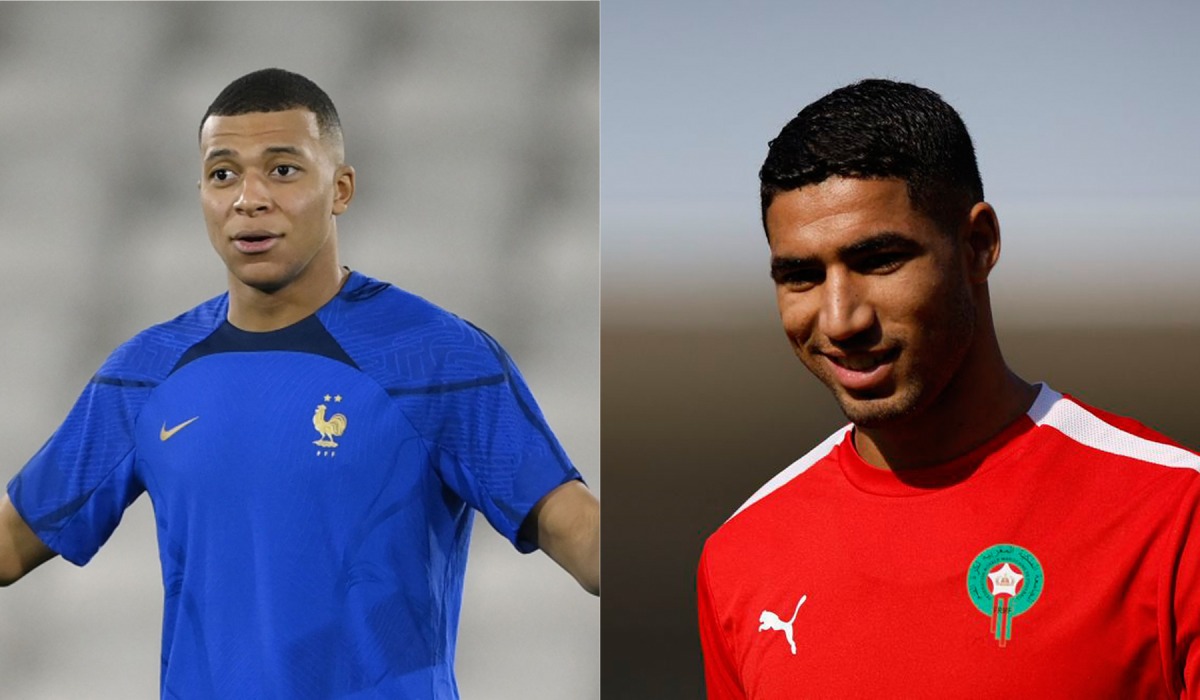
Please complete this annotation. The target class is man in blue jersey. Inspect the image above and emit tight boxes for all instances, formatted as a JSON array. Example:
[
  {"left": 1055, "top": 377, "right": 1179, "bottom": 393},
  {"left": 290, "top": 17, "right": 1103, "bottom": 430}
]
[{"left": 0, "top": 68, "right": 598, "bottom": 698}]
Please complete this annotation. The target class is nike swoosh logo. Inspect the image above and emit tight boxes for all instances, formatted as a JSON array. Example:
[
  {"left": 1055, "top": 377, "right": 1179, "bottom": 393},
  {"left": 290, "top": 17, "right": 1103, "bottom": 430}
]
[{"left": 160, "top": 417, "right": 199, "bottom": 441}]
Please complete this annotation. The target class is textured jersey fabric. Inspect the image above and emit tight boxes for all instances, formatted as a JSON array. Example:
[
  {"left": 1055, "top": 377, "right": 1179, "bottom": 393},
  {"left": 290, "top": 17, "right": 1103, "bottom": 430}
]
[
  {"left": 8, "top": 271, "right": 581, "bottom": 699},
  {"left": 698, "top": 384, "right": 1200, "bottom": 699}
]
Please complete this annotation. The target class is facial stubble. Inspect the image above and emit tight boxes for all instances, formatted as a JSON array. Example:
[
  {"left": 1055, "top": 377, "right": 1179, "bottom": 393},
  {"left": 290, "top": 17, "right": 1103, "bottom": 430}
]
[{"left": 819, "top": 274, "right": 977, "bottom": 430}]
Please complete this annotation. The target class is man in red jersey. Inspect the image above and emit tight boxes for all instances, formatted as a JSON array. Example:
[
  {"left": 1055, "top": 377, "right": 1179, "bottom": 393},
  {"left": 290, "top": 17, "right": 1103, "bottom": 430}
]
[{"left": 698, "top": 79, "right": 1200, "bottom": 698}]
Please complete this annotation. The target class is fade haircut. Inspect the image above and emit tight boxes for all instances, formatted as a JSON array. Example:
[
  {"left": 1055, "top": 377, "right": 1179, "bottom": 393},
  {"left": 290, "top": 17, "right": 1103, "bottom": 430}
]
[
  {"left": 759, "top": 79, "right": 983, "bottom": 237},
  {"left": 199, "top": 68, "right": 343, "bottom": 151}
]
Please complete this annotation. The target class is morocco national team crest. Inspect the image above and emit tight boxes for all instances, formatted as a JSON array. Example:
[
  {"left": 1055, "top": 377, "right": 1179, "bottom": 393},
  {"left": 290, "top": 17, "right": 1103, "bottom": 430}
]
[{"left": 966, "top": 544, "right": 1044, "bottom": 647}]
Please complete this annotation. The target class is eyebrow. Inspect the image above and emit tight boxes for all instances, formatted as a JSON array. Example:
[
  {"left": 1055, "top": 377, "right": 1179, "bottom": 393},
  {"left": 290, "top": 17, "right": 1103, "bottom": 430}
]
[
  {"left": 203, "top": 145, "right": 305, "bottom": 163},
  {"left": 770, "top": 231, "right": 920, "bottom": 277},
  {"left": 841, "top": 231, "right": 919, "bottom": 258}
]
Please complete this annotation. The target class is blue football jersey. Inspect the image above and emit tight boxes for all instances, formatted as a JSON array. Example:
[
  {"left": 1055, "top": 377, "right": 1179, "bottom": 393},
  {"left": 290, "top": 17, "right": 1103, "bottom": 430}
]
[{"left": 8, "top": 271, "right": 582, "bottom": 699}]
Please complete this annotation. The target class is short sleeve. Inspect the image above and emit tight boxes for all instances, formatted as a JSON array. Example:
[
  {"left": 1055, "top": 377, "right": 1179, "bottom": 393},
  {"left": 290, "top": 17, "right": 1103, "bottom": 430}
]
[
  {"left": 6, "top": 376, "right": 148, "bottom": 566},
  {"left": 395, "top": 330, "right": 580, "bottom": 552},
  {"left": 1164, "top": 477, "right": 1200, "bottom": 697},
  {"left": 699, "top": 545, "right": 748, "bottom": 700}
]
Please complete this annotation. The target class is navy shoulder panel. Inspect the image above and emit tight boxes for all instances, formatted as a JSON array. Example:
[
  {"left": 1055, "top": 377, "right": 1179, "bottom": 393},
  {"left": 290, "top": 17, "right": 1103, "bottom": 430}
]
[
  {"left": 93, "top": 293, "right": 229, "bottom": 387},
  {"left": 172, "top": 315, "right": 359, "bottom": 372},
  {"left": 319, "top": 272, "right": 506, "bottom": 392}
]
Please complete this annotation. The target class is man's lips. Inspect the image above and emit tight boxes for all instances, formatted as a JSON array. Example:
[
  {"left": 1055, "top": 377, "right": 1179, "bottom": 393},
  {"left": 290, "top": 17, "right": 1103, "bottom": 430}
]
[
  {"left": 819, "top": 347, "right": 900, "bottom": 392},
  {"left": 231, "top": 230, "right": 281, "bottom": 254}
]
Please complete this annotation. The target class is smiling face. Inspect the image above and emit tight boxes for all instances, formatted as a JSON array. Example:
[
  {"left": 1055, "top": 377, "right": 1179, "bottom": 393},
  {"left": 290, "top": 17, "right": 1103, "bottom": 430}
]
[
  {"left": 766, "top": 176, "right": 979, "bottom": 428},
  {"left": 199, "top": 108, "right": 354, "bottom": 297}
]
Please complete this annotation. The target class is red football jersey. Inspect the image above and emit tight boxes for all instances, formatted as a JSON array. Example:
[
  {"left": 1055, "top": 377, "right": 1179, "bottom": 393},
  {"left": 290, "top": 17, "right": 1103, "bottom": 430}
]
[{"left": 699, "top": 385, "right": 1200, "bottom": 698}]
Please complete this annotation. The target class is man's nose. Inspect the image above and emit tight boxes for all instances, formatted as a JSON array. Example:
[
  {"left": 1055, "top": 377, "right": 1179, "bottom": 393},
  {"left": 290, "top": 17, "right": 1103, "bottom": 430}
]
[
  {"left": 234, "top": 173, "right": 271, "bottom": 215},
  {"left": 818, "top": 270, "right": 874, "bottom": 342}
]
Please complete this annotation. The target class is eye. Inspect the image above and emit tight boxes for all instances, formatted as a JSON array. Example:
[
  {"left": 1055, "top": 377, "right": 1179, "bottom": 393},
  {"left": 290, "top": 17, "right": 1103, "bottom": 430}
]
[
  {"left": 273, "top": 164, "right": 300, "bottom": 177},
  {"left": 772, "top": 268, "right": 824, "bottom": 291},
  {"left": 859, "top": 252, "right": 908, "bottom": 273},
  {"left": 209, "top": 168, "right": 237, "bottom": 184}
]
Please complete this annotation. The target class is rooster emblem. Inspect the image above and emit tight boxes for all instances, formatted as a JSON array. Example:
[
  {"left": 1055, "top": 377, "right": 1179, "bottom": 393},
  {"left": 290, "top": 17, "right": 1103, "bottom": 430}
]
[{"left": 313, "top": 398, "right": 348, "bottom": 448}]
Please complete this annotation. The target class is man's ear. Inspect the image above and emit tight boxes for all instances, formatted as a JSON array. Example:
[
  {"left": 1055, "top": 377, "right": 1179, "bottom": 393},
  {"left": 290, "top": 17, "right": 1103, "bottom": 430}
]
[
  {"left": 332, "top": 165, "right": 356, "bottom": 215},
  {"left": 963, "top": 201, "right": 1001, "bottom": 284}
]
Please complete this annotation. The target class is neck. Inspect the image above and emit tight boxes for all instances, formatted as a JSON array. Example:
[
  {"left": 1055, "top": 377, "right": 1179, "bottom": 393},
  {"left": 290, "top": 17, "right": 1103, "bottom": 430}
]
[
  {"left": 226, "top": 246, "right": 347, "bottom": 332},
  {"left": 853, "top": 328, "right": 1038, "bottom": 471}
]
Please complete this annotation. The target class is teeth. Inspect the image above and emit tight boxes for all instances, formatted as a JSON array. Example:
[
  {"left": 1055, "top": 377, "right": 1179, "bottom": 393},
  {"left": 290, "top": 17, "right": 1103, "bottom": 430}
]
[{"left": 834, "top": 355, "right": 885, "bottom": 371}]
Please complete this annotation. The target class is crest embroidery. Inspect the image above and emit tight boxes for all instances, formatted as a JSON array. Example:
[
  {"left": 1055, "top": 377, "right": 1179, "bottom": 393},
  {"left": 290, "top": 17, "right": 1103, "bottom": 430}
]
[
  {"left": 966, "top": 544, "right": 1044, "bottom": 647},
  {"left": 313, "top": 394, "right": 347, "bottom": 456}
]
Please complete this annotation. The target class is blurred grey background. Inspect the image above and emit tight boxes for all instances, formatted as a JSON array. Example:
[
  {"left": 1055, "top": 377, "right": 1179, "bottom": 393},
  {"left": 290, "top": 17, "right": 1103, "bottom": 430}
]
[
  {"left": 601, "top": 1, "right": 1199, "bottom": 696},
  {"left": 0, "top": 3, "right": 597, "bottom": 698}
]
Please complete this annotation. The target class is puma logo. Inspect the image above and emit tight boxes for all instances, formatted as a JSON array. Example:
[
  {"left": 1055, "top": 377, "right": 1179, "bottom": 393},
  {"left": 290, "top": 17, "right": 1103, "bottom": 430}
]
[{"left": 758, "top": 595, "right": 807, "bottom": 655}]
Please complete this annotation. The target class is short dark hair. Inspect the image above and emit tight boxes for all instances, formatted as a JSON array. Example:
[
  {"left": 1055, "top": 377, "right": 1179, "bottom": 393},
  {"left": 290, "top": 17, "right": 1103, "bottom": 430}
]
[
  {"left": 199, "top": 68, "right": 342, "bottom": 145},
  {"left": 759, "top": 79, "right": 983, "bottom": 236}
]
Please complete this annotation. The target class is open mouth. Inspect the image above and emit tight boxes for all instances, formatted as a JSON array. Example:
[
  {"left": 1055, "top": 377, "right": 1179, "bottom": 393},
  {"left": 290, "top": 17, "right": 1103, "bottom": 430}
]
[
  {"left": 232, "top": 231, "right": 280, "bottom": 254},
  {"left": 827, "top": 350, "right": 896, "bottom": 372},
  {"left": 822, "top": 348, "right": 900, "bottom": 391}
]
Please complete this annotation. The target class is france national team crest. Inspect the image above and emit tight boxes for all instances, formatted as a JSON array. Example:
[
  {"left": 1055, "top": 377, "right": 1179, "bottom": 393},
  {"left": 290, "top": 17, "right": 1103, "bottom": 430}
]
[
  {"left": 312, "top": 394, "right": 348, "bottom": 457},
  {"left": 966, "top": 544, "right": 1043, "bottom": 647}
]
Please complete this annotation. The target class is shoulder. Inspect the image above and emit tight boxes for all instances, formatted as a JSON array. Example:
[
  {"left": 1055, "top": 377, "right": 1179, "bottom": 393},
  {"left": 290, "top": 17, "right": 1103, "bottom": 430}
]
[
  {"left": 729, "top": 425, "right": 852, "bottom": 522},
  {"left": 704, "top": 424, "right": 852, "bottom": 556},
  {"left": 95, "top": 293, "right": 228, "bottom": 385},
  {"left": 698, "top": 428, "right": 848, "bottom": 608},
  {"left": 1029, "top": 384, "right": 1200, "bottom": 474},
  {"left": 321, "top": 271, "right": 509, "bottom": 388}
]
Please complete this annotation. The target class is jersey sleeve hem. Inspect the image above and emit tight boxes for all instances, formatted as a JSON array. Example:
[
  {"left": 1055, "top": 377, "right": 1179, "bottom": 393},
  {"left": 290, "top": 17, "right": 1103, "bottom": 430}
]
[
  {"left": 5, "top": 479, "right": 62, "bottom": 559},
  {"left": 512, "top": 473, "right": 585, "bottom": 554},
  {"left": 8, "top": 445, "right": 139, "bottom": 567}
]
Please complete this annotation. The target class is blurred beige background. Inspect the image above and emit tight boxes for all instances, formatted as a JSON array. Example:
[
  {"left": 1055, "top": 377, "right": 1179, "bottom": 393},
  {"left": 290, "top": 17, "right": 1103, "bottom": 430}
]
[
  {"left": 601, "top": 1, "right": 1200, "bottom": 697},
  {"left": 0, "top": 3, "right": 598, "bottom": 698}
]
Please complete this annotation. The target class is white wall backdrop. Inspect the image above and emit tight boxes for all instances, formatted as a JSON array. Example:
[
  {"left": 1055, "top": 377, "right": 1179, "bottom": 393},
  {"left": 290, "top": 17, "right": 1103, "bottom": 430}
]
[{"left": 0, "top": 3, "right": 598, "bottom": 698}]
